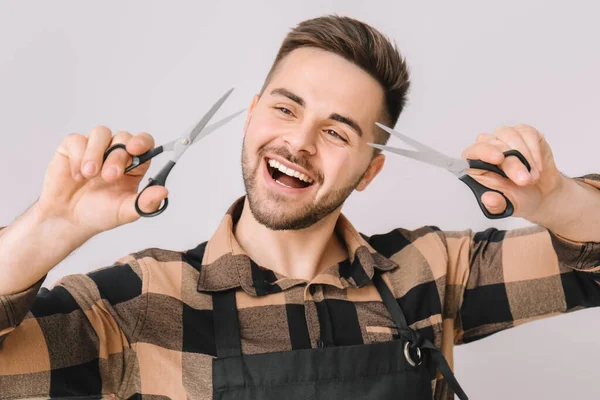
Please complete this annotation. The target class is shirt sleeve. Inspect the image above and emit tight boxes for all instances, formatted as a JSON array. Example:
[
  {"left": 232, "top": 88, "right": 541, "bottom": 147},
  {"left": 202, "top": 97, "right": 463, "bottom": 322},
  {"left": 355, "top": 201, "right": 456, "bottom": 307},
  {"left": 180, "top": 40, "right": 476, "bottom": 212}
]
[
  {"left": 447, "top": 174, "right": 600, "bottom": 344},
  {"left": 0, "top": 255, "right": 146, "bottom": 399}
]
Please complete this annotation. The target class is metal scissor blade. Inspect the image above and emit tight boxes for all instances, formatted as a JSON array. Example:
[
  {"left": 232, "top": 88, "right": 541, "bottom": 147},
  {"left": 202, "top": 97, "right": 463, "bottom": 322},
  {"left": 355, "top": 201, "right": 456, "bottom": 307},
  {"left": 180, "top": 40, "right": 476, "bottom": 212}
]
[
  {"left": 368, "top": 143, "right": 470, "bottom": 177},
  {"left": 188, "top": 87, "right": 235, "bottom": 143},
  {"left": 160, "top": 109, "right": 245, "bottom": 152},
  {"left": 375, "top": 122, "right": 448, "bottom": 158},
  {"left": 161, "top": 94, "right": 240, "bottom": 155},
  {"left": 191, "top": 108, "right": 245, "bottom": 145}
]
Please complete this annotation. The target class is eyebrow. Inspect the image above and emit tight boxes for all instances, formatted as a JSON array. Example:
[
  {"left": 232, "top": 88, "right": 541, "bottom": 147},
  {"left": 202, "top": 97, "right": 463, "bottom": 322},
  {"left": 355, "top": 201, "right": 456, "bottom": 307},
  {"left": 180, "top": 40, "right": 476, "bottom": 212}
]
[
  {"left": 270, "top": 87, "right": 364, "bottom": 138},
  {"left": 270, "top": 88, "right": 305, "bottom": 107},
  {"left": 329, "top": 113, "right": 363, "bottom": 138}
]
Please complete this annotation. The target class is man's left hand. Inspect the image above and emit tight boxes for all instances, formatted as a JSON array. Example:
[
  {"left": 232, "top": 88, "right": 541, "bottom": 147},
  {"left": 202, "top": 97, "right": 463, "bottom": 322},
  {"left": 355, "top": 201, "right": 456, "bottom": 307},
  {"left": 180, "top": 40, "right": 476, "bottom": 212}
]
[{"left": 461, "top": 124, "right": 566, "bottom": 220}]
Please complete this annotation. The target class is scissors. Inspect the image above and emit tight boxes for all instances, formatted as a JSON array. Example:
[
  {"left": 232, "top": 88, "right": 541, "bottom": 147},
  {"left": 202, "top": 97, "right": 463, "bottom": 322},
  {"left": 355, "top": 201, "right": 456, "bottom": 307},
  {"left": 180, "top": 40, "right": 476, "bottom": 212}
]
[
  {"left": 102, "top": 88, "right": 243, "bottom": 218},
  {"left": 368, "top": 122, "right": 532, "bottom": 219}
]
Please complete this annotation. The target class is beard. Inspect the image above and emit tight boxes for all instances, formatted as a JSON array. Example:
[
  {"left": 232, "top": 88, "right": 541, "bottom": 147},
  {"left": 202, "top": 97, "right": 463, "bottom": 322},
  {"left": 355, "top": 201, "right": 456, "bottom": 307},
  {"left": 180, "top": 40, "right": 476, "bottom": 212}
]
[{"left": 241, "top": 139, "right": 366, "bottom": 231}]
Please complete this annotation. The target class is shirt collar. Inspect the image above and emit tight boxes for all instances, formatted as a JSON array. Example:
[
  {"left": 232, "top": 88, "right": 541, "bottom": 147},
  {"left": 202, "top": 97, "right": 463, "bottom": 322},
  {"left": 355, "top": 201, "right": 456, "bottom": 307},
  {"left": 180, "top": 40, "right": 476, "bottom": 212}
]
[{"left": 189, "top": 196, "right": 398, "bottom": 296}]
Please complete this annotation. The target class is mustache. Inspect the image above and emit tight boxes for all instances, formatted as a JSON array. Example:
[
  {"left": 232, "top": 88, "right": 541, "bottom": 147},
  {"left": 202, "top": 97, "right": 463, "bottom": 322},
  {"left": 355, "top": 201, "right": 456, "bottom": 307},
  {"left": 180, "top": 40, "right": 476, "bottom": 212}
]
[{"left": 259, "top": 146, "right": 323, "bottom": 183}]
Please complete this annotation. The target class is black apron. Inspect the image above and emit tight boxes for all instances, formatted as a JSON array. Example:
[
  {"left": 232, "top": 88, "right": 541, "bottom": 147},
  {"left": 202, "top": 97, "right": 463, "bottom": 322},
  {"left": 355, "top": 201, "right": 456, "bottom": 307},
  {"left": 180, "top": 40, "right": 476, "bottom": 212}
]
[{"left": 211, "top": 272, "right": 468, "bottom": 399}]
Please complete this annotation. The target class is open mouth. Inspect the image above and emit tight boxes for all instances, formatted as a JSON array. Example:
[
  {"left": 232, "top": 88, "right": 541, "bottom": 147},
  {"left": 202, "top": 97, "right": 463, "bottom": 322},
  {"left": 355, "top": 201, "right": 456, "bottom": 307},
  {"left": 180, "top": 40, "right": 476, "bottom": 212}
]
[{"left": 265, "top": 158, "right": 315, "bottom": 189}]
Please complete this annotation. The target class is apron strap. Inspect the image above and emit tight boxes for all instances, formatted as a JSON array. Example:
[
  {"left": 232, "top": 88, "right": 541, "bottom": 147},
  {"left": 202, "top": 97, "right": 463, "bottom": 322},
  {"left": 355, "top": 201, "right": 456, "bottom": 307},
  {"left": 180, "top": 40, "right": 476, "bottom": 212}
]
[
  {"left": 373, "top": 273, "right": 469, "bottom": 400},
  {"left": 315, "top": 299, "right": 335, "bottom": 347},
  {"left": 420, "top": 339, "right": 469, "bottom": 400},
  {"left": 212, "top": 289, "right": 243, "bottom": 358},
  {"left": 373, "top": 273, "right": 410, "bottom": 331}
]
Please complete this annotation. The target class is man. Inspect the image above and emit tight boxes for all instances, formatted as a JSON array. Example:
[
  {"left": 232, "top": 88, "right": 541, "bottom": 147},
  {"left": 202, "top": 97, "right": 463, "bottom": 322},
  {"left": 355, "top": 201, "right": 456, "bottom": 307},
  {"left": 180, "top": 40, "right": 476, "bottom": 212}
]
[{"left": 0, "top": 15, "right": 599, "bottom": 400}]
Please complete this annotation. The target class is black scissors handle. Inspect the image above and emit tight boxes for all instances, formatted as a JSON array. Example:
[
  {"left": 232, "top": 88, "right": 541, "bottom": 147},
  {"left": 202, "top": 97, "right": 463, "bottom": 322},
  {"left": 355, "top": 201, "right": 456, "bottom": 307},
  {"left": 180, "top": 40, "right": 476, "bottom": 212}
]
[
  {"left": 102, "top": 143, "right": 171, "bottom": 218},
  {"left": 134, "top": 160, "right": 176, "bottom": 217},
  {"left": 103, "top": 143, "right": 165, "bottom": 173},
  {"left": 460, "top": 149, "right": 531, "bottom": 219}
]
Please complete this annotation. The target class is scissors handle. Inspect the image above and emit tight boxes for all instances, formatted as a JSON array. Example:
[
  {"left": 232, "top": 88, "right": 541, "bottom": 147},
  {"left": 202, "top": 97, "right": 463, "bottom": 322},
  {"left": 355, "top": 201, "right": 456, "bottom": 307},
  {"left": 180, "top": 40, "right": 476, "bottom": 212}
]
[
  {"left": 103, "top": 144, "right": 173, "bottom": 218},
  {"left": 103, "top": 143, "right": 165, "bottom": 173},
  {"left": 134, "top": 160, "right": 176, "bottom": 218},
  {"left": 461, "top": 149, "right": 531, "bottom": 219}
]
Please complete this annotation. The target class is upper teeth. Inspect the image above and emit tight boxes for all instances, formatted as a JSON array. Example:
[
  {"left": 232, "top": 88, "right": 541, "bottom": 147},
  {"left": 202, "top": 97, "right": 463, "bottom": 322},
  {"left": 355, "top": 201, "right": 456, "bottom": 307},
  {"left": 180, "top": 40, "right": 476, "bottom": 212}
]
[{"left": 268, "top": 159, "right": 314, "bottom": 184}]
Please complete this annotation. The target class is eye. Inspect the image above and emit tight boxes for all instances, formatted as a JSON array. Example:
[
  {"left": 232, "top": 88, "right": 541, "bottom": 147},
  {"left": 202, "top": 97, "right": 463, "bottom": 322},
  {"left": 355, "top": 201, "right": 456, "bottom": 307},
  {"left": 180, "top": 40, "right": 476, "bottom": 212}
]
[
  {"left": 325, "top": 129, "right": 348, "bottom": 143},
  {"left": 275, "top": 106, "right": 294, "bottom": 117}
]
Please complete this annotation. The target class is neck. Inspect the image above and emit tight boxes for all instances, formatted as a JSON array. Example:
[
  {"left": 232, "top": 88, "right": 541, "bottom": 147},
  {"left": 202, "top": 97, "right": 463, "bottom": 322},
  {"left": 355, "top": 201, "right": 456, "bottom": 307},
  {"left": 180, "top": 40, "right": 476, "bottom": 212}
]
[{"left": 233, "top": 197, "right": 348, "bottom": 281}]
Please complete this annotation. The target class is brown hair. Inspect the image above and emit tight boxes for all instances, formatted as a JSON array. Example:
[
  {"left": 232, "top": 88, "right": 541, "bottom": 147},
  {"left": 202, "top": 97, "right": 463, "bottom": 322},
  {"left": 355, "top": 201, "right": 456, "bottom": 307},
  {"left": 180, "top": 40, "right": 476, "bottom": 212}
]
[{"left": 262, "top": 15, "right": 411, "bottom": 146}]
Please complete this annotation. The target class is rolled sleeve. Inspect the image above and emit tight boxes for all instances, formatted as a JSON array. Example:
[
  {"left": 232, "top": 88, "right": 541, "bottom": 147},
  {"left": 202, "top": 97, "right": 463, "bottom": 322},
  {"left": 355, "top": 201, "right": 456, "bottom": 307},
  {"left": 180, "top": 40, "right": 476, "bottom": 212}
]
[
  {"left": 549, "top": 230, "right": 600, "bottom": 272},
  {"left": 0, "top": 275, "right": 45, "bottom": 338}
]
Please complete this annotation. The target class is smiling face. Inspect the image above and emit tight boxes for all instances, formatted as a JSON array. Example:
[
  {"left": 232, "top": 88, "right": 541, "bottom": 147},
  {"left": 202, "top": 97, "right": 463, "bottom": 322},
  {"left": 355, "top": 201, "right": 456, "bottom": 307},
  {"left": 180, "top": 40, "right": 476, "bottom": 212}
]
[{"left": 241, "top": 47, "right": 386, "bottom": 230}]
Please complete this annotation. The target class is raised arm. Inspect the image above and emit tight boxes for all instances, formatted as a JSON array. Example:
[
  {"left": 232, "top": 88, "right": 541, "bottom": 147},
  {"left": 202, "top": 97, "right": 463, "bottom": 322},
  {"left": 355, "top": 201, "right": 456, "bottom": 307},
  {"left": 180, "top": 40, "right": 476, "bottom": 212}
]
[
  {"left": 0, "top": 126, "right": 164, "bottom": 397},
  {"left": 0, "top": 255, "right": 145, "bottom": 398},
  {"left": 443, "top": 222, "right": 600, "bottom": 344}
]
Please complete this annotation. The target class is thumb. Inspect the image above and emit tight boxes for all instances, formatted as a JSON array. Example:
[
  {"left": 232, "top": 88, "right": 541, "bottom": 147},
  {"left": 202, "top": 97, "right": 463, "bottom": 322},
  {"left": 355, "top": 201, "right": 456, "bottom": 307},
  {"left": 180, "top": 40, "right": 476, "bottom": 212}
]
[
  {"left": 481, "top": 191, "right": 507, "bottom": 214},
  {"left": 121, "top": 185, "right": 169, "bottom": 222}
]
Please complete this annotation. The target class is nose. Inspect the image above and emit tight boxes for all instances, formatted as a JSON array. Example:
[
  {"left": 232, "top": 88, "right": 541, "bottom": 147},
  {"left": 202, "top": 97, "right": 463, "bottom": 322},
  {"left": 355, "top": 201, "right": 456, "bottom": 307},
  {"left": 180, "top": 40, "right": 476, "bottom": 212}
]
[{"left": 282, "top": 121, "right": 318, "bottom": 155}]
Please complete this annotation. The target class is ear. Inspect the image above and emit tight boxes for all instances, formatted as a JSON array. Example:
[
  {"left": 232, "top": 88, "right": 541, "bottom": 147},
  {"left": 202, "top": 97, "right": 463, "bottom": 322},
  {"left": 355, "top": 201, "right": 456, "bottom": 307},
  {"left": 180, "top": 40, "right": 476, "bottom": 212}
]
[
  {"left": 243, "top": 94, "right": 261, "bottom": 135},
  {"left": 355, "top": 153, "right": 385, "bottom": 191}
]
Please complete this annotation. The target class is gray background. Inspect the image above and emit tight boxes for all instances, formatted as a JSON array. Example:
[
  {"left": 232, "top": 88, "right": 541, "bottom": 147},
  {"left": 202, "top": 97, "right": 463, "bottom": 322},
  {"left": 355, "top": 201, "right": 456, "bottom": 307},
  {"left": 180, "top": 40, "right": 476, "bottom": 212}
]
[{"left": 1, "top": 0, "right": 598, "bottom": 398}]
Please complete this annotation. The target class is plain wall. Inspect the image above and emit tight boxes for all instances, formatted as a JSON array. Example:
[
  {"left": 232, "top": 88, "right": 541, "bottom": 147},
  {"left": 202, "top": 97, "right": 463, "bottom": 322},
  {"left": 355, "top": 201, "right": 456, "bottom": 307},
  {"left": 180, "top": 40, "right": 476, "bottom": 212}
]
[{"left": 1, "top": 1, "right": 598, "bottom": 398}]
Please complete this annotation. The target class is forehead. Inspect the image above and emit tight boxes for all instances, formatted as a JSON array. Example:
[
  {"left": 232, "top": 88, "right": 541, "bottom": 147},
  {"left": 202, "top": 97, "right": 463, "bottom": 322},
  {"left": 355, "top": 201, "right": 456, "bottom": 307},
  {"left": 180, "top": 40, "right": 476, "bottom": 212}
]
[{"left": 265, "top": 48, "right": 385, "bottom": 133}]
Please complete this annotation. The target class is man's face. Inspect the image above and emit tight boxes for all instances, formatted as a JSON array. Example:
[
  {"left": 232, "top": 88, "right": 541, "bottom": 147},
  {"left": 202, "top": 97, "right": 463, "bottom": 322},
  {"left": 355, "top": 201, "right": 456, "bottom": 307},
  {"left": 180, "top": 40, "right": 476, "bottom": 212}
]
[{"left": 242, "top": 47, "right": 386, "bottom": 230}]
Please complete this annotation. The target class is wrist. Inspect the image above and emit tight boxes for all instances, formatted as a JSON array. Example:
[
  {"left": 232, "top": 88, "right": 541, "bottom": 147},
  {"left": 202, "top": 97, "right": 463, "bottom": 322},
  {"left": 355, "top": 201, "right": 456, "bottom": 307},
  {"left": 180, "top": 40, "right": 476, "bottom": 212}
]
[
  {"left": 527, "top": 174, "right": 586, "bottom": 233},
  {"left": 0, "top": 203, "right": 94, "bottom": 296},
  {"left": 526, "top": 173, "right": 572, "bottom": 226},
  {"left": 30, "top": 201, "right": 95, "bottom": 249}
]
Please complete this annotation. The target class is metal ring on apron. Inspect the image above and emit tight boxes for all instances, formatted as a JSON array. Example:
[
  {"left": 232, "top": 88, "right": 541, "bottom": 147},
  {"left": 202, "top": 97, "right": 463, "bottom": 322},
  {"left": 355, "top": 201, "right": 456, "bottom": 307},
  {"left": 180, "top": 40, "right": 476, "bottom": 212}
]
[{"left": 404, "top": 342, "right": 422, "bottom": 367}]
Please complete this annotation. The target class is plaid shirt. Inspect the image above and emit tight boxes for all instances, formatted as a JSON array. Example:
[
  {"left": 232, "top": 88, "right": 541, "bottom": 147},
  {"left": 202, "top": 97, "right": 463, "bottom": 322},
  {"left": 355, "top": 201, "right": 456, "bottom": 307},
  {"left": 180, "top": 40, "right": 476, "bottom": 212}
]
[{"left": 1, "top": 174, "right": 600, "bottom": 400}]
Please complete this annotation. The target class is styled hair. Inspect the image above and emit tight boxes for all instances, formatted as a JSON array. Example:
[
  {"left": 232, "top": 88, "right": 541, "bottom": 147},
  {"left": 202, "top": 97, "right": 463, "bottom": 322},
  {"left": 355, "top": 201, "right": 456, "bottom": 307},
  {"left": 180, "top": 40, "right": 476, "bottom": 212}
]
[{"left": 262, "top": 15, "right": 411, "bottom": 145}]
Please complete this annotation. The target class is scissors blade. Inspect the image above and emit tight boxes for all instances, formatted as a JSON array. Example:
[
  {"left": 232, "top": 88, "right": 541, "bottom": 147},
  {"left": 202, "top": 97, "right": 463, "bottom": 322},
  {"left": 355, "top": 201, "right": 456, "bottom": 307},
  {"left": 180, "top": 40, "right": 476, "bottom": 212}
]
[
  {"left": 375, "top": 122, "right": 448, "bottom": 158},
  {"left": 159, "top": 109, "right": 245, "bottom": 152},
  {"left": 187, "top": 87, "right": 235, "bottom": 143},
  {"left": 368, "top": 143, "right": 470, "bottom": 177},
  {"left": 191, "top": 108, "right": 245, "bottom": 145}
]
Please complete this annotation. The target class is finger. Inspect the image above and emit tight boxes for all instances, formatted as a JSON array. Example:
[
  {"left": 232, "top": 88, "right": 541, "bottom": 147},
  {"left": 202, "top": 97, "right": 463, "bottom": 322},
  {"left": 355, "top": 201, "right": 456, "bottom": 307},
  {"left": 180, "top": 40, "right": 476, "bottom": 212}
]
[
  {"left": 493, "top": 126, "right": 538, "bottom": 185},
  {"left": 481, "top": 191, "right": 507, "bottom": 214},
  {"left": 462, "top": 142, "right": 505, "bottom": 167},
  {"left": 513, "top": 124, "right": 544, "bottom": 174},
  {"left": 120, "top": 185, "right": 169, "bottom": 222},
  {"left": 63, "top": 134, "right": 88, "bottom": 182},
  {"left": 102, "top": 131, "right": 133, "bottom": 182},
  {"left": 475, "top": 133, "right": 494, "bottom": 143},
  {"left": 125, "top": 132, "right": 155, "bottom": 156},
  {"left": 81, "top": 126, "right": 113, "bottom": 178}
]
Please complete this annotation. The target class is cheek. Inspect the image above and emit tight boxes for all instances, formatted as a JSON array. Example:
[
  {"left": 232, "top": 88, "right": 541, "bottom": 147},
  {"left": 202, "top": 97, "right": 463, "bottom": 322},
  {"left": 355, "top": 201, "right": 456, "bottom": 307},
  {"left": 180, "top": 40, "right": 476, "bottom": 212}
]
[
  {"left": 321, "top": 154, "right": 359, "bottom": 186},
  {"left": 246, "top": 109, "right": 283, "bottom": 146}
]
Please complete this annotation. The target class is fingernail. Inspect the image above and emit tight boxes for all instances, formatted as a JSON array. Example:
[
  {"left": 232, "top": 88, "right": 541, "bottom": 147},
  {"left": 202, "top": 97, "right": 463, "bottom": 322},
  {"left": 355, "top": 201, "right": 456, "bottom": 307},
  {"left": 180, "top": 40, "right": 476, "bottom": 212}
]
[
  {"left": 517, "top": 170, "right": 530, "bottom": 182},
  {"left": 82, "top": 161, "right": 96, "bottom": 176}
]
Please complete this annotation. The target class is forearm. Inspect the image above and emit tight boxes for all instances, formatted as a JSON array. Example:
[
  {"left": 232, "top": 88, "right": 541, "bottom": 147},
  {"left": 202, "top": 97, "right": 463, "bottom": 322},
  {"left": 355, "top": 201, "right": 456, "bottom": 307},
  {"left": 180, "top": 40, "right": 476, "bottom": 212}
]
[
  {"left": 0, "top": 202, "right": 92, "bottom": 296},
  {"left": 529, "top": 175, "right": 600, "bottom": 242}
]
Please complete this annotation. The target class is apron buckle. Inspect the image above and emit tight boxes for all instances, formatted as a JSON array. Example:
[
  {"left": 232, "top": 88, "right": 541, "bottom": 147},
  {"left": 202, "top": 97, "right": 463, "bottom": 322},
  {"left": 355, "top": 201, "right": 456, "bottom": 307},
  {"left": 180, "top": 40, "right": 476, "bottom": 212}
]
[{"left": 404, "top": 341, "right": 422, "bottom": 367}]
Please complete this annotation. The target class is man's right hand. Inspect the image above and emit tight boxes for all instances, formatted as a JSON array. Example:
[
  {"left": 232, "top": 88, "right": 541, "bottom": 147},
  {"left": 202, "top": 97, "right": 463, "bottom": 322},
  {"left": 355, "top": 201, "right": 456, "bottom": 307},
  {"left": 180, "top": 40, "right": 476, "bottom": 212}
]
[
  {"left": 38, "top": 126, "right": 169, "bottom": 237},
  {"left": 0, "top": 126, "right": 170, "bottom": 296}
]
